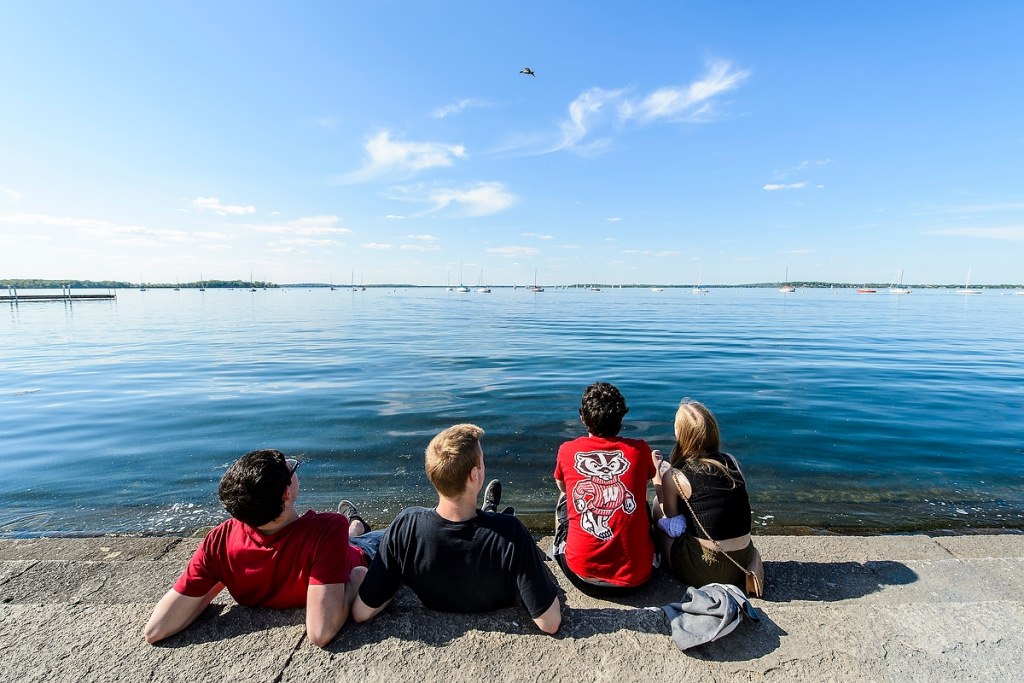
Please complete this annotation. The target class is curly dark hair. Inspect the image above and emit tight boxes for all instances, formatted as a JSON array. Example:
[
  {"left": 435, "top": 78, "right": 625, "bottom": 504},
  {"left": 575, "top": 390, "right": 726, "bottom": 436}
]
[
  {"left": 218, "top": 449, "right": 293, "bottom": 528},
  {"left": 579, "top": 382, "right": 628, "bottom": 437}
]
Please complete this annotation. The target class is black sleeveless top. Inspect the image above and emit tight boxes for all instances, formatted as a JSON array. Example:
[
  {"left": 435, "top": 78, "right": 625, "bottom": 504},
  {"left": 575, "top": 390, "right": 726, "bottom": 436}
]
[{"left": 677, "top": 452, "right": 751, "bottom": 539}]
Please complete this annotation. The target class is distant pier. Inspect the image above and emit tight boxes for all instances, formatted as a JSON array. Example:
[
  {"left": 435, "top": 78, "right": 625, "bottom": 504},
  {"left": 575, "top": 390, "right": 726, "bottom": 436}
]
[{"left": 3, "top": 286, "right": 117, "bottom": 302}]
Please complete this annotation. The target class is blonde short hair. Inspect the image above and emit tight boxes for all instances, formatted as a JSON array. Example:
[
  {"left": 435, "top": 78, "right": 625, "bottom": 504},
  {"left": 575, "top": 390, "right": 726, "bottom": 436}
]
[{"left": 425, "top": 423, "right": 484, "bottom": 498}]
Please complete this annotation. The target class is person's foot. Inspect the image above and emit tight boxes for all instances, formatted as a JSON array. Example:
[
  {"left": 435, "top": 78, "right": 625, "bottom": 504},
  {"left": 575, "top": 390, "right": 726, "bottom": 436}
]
[
  {"left": 337, "top": 499, "right": 371, "bottom": 534},
  {"left": 482, "top": 479, "right": 502, "bottom": 513}
]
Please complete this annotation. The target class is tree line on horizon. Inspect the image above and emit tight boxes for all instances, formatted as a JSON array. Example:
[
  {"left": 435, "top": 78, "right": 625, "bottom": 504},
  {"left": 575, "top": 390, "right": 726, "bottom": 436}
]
[{"left": 3, "top": 279, "right": 1021, "bottom": 290}]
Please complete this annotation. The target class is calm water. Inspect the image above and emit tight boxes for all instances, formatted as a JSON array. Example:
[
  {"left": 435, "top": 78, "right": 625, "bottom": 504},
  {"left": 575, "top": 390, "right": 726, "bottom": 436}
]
[{"left": 2, "top": 287, "right": 1022, "bottom": 537}]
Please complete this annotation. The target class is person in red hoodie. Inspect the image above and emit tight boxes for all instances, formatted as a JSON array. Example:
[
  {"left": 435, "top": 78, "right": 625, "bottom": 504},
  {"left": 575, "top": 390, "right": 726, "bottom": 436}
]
[{"left": 552, "top": 382, "right": 657, "bottom": 596}]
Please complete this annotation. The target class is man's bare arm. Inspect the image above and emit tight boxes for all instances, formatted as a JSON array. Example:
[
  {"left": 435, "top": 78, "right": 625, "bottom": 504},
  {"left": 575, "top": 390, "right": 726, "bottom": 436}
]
[
  {"left": 143, "top": 583, "right": 223, "bottom": 644},
  {"left": 305, "top": 565, "right": 366, "bottom": 648}
]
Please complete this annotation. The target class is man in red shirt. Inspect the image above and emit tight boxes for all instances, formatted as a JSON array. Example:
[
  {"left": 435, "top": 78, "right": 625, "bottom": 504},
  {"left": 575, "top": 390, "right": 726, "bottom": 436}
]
[
  {"left": 143, "top": 449, "right": 379, "bottom": 647},
  {"left": 552, "top": 382, "right": 657, "bottom": 596}
]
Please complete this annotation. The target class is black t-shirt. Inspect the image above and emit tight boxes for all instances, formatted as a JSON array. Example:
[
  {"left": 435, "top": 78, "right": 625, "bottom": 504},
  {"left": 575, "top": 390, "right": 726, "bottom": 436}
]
[{"left": 358, "top": 506, "right": 558, "bottom": 618}]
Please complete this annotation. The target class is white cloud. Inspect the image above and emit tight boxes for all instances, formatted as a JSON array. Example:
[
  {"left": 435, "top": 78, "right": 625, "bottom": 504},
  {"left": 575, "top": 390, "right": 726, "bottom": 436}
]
[
  {"left": 763, "top": 182, "right": 808, "bottom": 191},
  {"left": 386, "top": 182, "right": 517, "bottom": 217},
  {"left": 430, "top": 98, "right": 486, "bottom": 119},
  {"left": 362, "top": 242, "right": 394, "bottom": 250},
  {"left": 0, "top": 213, "right": 227, "bottom": 248},
  {"left": 788, "top": 248, "right": 815, "bottom": 254},
  {"left": 926, "top": 226, "right": 1024, "bottom": 242},
  {"left": 622, "top": 60, "right": 750, "bottom": 123},
  {"left": 336, "top": 131, "right": 466, "bottom": 183},
  {"left": 244, "top": 215, "right": 351, "bottom": 236},
  {"left": 312, "top": 117, "right": 341, "bottom": 129},
  {"left": 552, "top": 60, "right": 750, "bottom": 153},
  {"left": 522, "top": 232, "right": 554, "bottom": 240},
  {"left": 277, "top": 238, "right": 340, "bottom": 247},
  {"left": 401, "top": 243, "right": 441, "bottom": 252},
  {"left": 406, "top": 234, "right": 438, "bottom": 242},
  {"left": 385, "top": 214, "right": 405, "bottom": 220},
  {"left": 606, "top": 216, "right": 621, "bottom": 222},
  {"left": 486, "top": 246, "right": 539, "bottom": 258},
  {"left": 191, "top": 196, "right": 256, "bottom": 215},
  {"left": 0, "top": 185, "right": 21, "bottom": 202}
]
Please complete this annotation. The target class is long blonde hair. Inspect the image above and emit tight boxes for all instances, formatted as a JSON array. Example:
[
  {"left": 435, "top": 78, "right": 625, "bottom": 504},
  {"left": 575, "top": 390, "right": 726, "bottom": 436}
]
[{"left": 669, "top": 400, "right": 737, "bottom": 484}]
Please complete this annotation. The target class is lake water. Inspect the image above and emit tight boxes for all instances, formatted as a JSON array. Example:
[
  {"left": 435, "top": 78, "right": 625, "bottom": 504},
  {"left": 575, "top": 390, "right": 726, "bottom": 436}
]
[{"left": 2, "top": 286, "right": 1022, "bottom": 537}]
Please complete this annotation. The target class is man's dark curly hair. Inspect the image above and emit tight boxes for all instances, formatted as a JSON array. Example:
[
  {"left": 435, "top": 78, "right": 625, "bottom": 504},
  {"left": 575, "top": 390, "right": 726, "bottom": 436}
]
[
  {"left": 579, "top": 382, "right": 628, "bottom": 437},
  {"left": 218, "top": 449, "right": 293, "bottom": 528}
]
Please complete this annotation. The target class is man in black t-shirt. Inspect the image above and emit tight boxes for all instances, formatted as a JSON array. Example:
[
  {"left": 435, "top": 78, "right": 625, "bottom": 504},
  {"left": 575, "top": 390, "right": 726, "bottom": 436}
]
[{"left": 353, "top": 424, "right": 561, "bottom": 634}]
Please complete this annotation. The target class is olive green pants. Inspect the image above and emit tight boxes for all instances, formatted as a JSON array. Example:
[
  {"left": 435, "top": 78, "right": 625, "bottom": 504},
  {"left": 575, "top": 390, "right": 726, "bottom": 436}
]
[{"left": 668, "top": 534, "right": 753, "bottom": 589}]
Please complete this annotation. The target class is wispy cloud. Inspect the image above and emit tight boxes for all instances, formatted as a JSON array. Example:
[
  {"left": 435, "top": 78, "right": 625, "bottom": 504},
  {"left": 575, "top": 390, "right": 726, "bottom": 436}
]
[
  {"left": 430, "top": 98, "right": 487, "bottom": 119},
  {"left": 774, "top": 159, "right": 832, "bottom": 178},
  {"left": 276, "top": 238, "right": 340, "bottom": 247},
  {"left": 335, "top": 131, "right": 466, "bottom": 183},
  {"left": 0, "top": 212, "right": 228, "bottom": 248},
  {"left": 244, "top": 215, "right": 351, "bottom": 236},
  {"left": 763, "top": 182, "right": 808, "bottom": 191},
  {"left": 385, "top": 214, "right": 405, "bottom": 220},
  {"left": 606, "top": 217, "right": 621, "bottom": 222},
  {"left": 788, "top": 248, "right": 815, "bottom": 254},
  {"left": 522, "top": 232, "right": 553, "bottom": 240},
  {"left": 401, "top": 243, "right": 441, "bottom": 252},
  {"left": 486, "top": 246, "right": 539, "bottom": 258},
  {"left": 191, "top": 196, "right": 256, "bottom": 215},
  {"left": 406, "top": 234, "right": 439, "bottom": 242},
  {"left": 925, "top": 226, "right": 1024, "bottom": 242},
  {"left": 552, "top": 59, "right": 750, "bottom": 153},
  {"left": 312, "top": 117, "right": 341, "bottom": 129},
  {"left": 362, "top": 242, "right": 394, "bottom": 250},
  {"left": 385, "top": 182, "right": 517, "bottom": 217},
  {"left": 622, "top": 248, "right": 682, "bottom": 257},
  {"left": 913, "top": 202, "right": 1024, "bottom": 216},
  {"left": 0, "top": 185, "right": 20, "bottom": 202}
]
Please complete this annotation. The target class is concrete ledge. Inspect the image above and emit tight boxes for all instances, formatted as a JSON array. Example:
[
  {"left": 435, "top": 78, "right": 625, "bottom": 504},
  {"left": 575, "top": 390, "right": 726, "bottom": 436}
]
[{"left": 1, "top": 534, "right": 1021, "bottom": 681}]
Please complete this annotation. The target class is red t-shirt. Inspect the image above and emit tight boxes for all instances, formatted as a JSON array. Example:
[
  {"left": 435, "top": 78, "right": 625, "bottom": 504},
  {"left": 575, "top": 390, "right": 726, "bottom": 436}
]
[
  {"left": 554, "top": 435, "right": 656, "bottom": 587},
  {"left": 173, "top": 510, "right": 363, "bottom": 608}
]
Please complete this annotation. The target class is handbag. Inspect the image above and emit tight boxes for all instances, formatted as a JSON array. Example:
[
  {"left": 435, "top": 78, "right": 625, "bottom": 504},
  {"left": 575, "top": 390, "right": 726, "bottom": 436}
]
[{"left": 672, "top": 469, "right": 765, "bottom": 598}]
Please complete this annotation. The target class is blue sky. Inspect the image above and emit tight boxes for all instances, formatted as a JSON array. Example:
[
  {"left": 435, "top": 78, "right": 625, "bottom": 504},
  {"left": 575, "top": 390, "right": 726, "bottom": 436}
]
[{"left": 1, "top": 2, "right": 1021, "bottom": 286}]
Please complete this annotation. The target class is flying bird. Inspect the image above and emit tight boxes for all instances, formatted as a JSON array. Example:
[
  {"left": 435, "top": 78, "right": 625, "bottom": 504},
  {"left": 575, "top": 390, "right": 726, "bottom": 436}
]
[{"left": 519, "top": 67, "right": 536, "bottom": 77}]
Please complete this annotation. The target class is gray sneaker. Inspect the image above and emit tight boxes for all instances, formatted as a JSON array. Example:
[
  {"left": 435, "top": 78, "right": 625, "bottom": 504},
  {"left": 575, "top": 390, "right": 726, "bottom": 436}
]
[
  {"left": 337, "top": 499, "right": 370, "bottom": 533},
  {"left": 482, "top": 479, "right": 502, "bottom": 513}
]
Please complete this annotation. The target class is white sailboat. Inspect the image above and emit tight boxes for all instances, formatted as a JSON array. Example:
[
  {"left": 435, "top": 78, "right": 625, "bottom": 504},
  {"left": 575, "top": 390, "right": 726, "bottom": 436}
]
[
  {"left": 249, "top": 270, "right": 257, "bottom": 292},
  {"left": 779, "top": 267, "right": 795, "bottom": 293},
  {"left": 956, "top": 267, "right": 982, "bottom": 295},
  {"left": 476, "top": 269, "right": 490, "bottom": 293},
  {"left": 889, "top": 269, "right": 911, "bottom": 294},
  {"left": 692, "top": 266, "right": 708, "bottom": 294},
  {"left": 527, "top": 269, "right": 544, "bottom": 292},
  {"left": 139, "top": 272, "right": 146, "bottom": 292},
  {"left": 456, "top": 263, "right": 470, "bottom": 293},
  {"left": 199, "top": 273, "right": 206, "bottom": 292}
]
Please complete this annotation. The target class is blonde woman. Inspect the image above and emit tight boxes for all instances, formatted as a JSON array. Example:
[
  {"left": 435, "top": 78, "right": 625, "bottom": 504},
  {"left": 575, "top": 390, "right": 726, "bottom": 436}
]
[{"left": 652, "top": 400, "right": 755, "bottom": 589}]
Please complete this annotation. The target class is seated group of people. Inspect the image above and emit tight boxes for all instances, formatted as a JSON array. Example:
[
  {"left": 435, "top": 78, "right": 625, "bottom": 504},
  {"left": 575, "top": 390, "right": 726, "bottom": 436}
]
[{"left": 144, "top": 382, "right": 755, "bottom": 647}]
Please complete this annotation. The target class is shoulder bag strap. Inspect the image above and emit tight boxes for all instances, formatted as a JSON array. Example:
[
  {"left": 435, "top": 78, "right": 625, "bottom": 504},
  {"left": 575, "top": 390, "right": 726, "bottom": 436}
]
[{"left": 672, "top": 469, "right": 752, "bottom": 578}]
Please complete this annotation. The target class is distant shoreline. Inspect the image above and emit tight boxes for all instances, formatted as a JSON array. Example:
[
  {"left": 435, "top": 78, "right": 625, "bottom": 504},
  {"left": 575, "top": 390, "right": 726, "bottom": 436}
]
[{"left": 5, "top": 279, "right": 1024, "bottom": 290}]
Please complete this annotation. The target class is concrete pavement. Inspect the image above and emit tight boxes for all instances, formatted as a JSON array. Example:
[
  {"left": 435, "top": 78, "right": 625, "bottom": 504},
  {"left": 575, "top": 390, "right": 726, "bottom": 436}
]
[{"left": 1, "top": 533, "right": 1022, "bottom": 682}]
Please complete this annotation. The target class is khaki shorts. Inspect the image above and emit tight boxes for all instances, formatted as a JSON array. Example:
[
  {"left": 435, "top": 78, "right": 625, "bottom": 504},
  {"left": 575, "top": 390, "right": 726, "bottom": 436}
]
[{"left": 668, "top": 534, "right": 752, "bottom": 589}]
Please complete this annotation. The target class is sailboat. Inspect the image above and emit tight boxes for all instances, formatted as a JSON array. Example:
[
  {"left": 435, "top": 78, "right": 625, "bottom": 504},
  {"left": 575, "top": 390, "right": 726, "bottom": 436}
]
[
  {"left": 249, "top": 270, "right": 257, "bottom": 292},
  {"left": 889, "top": 269, "right": 910, "bottom": 294},
  {"left": 779, "top": 267, "right": 795, "bottom": 293},
  {"left": 956, "top": 267, "right": 982, "bottom": 294},
  {"left": 476, "top": 269, "right": 490, "bottom": 293},
  {"left": 199, "top": 273, "right": 206, "bottom": 292},
  {"left": 692, "top": 266, "right": 708, "bottom": 294},
  {"left": 173, "top": 278, "right": 180, "bottom": 291},
  {"left": 139, "top": 273, "right": 146, "bottom": 292},
  {"left": 527, "top": 269, "right": 544, "bottom": 292},
  {"left": 456, "top": 263, "right": 470, "bottom": 293}
]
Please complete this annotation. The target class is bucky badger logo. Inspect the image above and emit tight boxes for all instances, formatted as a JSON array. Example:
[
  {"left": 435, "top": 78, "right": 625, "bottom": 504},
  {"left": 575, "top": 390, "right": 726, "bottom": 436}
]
[{"left": 571, "top": 450, "right": 635, "bottom": 540}]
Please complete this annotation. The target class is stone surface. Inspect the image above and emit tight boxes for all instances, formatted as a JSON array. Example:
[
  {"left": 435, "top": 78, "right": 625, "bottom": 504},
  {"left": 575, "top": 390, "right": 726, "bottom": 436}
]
[{"left": 1, "top": 534, "right": 1021, "bottom": 682}]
